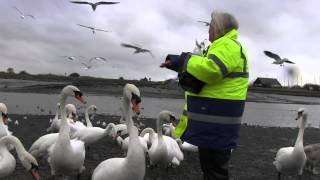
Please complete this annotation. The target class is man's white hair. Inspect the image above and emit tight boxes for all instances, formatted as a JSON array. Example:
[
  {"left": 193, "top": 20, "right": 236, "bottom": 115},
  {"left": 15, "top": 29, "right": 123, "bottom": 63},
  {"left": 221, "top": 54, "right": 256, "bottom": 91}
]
[{"left": 210, "top": 11, "right": 239, "bottom": 38}]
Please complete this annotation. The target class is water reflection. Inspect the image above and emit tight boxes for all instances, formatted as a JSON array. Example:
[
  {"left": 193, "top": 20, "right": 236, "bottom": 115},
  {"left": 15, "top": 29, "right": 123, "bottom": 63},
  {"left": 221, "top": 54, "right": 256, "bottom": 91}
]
[{"left": 0, "top": 91, "right": 319, "bottom": 128}]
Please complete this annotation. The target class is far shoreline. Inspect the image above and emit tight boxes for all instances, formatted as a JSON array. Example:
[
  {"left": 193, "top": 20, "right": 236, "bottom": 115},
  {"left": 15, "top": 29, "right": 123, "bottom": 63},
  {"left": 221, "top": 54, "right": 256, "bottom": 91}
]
[{"left": 0, "top": 78, "right": 320, "bottom": 105}]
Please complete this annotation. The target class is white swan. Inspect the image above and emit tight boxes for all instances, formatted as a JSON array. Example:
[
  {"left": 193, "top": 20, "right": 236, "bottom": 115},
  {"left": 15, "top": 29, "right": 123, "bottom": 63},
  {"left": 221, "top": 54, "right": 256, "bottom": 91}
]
[
  {"left": 48, "top": 85, "right": 86, "bottom": 178},
  {"left": 116, "top": 130, "right": 148, "bottom": 155},
  {"left": 84, "top": 105, "right": 97, "bottom": 127},
  {"left": 29, "top": 133, "right": 59, "bottom": 160},
  {"left": 162, "top": 123, "right": 175, "bottom": 137},
  {"left": 304, "top": 143, "right": 320, "bottom": 174},
  {"left": 32, "top": 103, "right": 82, "bottom": 160},
  {"left": 176, "top": 139, "right": 198, "bottom": 152},
  {"left": 92, "top": 83, "right": 145, "bottom": 180},
  {"left": 0, "top": 135, "right": 40, "bottom": 179},
  {"left": 273, "top": 108, "right": 307, "bottom": 180},
  {"left": 71, "top": 122, "right": 119, "bottom": 145},
  {"left": 46, "top": 103, "right": 79, "bottom": 133},
  {"left": 0, "top": 103, "right": 12, "bottom": 137},
  {"left": 142, "top": 111, "right": 184, "bottom": 167}
]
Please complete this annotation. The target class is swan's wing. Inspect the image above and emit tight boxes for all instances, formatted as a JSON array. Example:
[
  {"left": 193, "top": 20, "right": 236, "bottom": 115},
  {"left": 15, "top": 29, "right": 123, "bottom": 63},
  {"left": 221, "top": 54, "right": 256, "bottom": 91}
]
[
  {"left": 164, "top": 136, "right": 184, "bottom": 161},
  {"left": 264, "top": 50, "right": 281, "bottom": 61},
  {"left": 72, "top": 127, "right": 105, "bottom": 144},
  {"left": 29, "top": 133, "right": 59, "bottom": 158},
  {"left": 70, "top": 139, "right": 85, "bottom": 153},
  {"left": 92, "top": 158, "right": 125, "bottom": 180},
  {"left": 274, "top": 146, "right": 294, "bottom": 168}
]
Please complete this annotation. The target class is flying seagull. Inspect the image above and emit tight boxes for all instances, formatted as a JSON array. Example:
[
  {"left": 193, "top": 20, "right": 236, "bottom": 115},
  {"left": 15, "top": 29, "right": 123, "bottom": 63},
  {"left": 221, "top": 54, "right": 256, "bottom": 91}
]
[
  {"left": 12, "top": 6, "right": 35, "bottom": 19},
  {"left": 120, "top": 43, "right": 154, "bottom": 58},
  {"left": 69, "top": 1, "right": 119, "bottom": 11},
  {"left": 77, "top": 24, "right": 110, "bottom": 34},
  {"left": 89, "top": 57, "right": 108, "bottom": 63},
  {"left": 61, "top": 56, "right": 84, "bottom": 61},
  {"left": 264, "top": 50, "right": 295, "bottom": 66},
  {"left": 193, "top": 39, "right": 207, "bottom": 55},
  {"left": 197, "top": 20, "right": 210, "bottom": 26},
  {"left": 81, "top": 62, "right": 93, "bottom": 70}
]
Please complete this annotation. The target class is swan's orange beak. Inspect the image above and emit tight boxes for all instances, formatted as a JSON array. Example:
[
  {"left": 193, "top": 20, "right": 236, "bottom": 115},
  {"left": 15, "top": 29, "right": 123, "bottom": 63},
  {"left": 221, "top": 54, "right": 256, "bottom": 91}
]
[
  {"left": 131, "top": 100, "right": 141, "bottom": 114},
  {"left": 76, "top": 95, "right": 87, "bottom": 104},
  {"left": 2, "top": 113, "right": 8, "bottom": 125},
  {"left": 30, "top": 167, "right": 40, "bottom": 180}
]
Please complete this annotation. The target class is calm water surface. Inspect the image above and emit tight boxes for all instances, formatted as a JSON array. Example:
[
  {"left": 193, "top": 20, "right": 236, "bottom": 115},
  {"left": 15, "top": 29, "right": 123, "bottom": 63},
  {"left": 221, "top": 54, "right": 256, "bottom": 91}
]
[{"left": 0, "top": 91, "right": 320, "bottom": 128}]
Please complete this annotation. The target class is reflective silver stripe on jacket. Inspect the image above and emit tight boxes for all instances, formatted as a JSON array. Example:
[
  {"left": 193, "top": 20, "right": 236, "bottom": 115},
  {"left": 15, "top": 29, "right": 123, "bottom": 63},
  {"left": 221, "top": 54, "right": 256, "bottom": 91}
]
[
  {"left": 188, "top": 112, "right": 242, "bottom": 124},
  {"left": 208, "top": 54, "right": 228, "bottom": 77}
]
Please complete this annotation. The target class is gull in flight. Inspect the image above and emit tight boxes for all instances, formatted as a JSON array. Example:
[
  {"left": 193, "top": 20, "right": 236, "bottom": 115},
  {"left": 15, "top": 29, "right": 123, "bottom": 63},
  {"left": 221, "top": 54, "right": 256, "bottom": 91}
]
[
  {"left": 193, "top": 39, "right": 207, "bottom": 55},
  {"left": 89, "top": 57, "right": 108, "bottom": 63},
  {"left": 264, "top": 50, "right": 295, "bottom": 66},
  {"left": 61, "top": 56, "right": 84, "bottom": 61},
  {"left": 12, "top": 6, "right": 35, "bottom": 19},
  {"left": 69, "top": 1, "right": 120, "bottom": 11},
  {"left": 120, "top": 43, "right": 154, "bottom": 58},
  {"left": 81, "top": 62, "right": 93, "bottom": 70},
  {"left": 77, "top": 24, "right": 110, "bottom": 34},
  {"left": 197, "top": 20, "right": 210, "bottom": 26}
]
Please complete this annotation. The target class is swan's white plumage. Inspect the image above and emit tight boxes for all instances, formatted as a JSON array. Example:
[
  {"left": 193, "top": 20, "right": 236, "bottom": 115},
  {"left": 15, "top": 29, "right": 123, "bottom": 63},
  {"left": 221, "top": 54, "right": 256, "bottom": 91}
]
[
  {"left": 0, "top": 135, "right": 39, "bottom": 179},
  {"left": 92, "top": 83, "right": 145, "bottom": 180},
  {"left": 48, "top": 85, "right": 86, "bottom": 177},
  {"left": 273, "top": 108, "right": 307, "bottom": 178}
]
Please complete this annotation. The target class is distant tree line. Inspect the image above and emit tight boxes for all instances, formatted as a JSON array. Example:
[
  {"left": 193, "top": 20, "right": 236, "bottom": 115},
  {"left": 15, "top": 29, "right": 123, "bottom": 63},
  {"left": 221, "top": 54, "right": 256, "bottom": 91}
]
[{"left": 0, "top": 68, "right": 179, "bottom": 90}]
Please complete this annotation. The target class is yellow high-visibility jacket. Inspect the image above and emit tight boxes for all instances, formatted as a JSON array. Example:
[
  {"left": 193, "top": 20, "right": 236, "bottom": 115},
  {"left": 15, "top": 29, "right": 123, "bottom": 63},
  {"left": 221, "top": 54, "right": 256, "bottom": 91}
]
[{"left": 174, "top": 29, "right": 249, "bottom": 149}]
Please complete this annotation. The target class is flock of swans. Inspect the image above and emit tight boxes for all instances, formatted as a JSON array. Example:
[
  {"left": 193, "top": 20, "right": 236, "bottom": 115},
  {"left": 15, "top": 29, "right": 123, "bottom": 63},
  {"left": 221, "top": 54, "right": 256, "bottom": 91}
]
[
  {"left": 0, "top": 84, "right": 199, "bottom": 179},
  {"left": 1, "top": 83, "right": 320, "bottom": 179}
]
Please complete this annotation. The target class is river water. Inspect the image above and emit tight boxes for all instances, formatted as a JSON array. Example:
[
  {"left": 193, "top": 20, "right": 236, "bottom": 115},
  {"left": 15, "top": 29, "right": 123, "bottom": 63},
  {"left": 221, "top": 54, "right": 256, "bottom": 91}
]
[{"left": 0, "top": 91, "right": 319, "bottom": 128}]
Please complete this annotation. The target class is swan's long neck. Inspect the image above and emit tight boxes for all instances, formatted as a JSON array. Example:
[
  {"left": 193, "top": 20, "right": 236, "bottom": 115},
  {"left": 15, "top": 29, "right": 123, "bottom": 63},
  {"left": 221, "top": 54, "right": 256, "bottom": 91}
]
[
  {"left": 85, "top": 107, "right": 93, "bottom": 127},
  {"left": 53, "top": 105, "right": 59, "bottom": 120},
  {"left": 140, "top": 128, "right": 155, "bottom": 143},
  {"left": 59, "top": 94, "right": 70, "bottom": 141},
  {"left": 0, "top": 136, "right": 26, "bottom": 157},
  {"left": 294, "top": 115, "right": 307, "bottom": 148},
  {"left": 123, "top": 97, "right": 134, "bottom": 138},
  {"left": 156, "top": 116, "right": 163, "bottom": 138}
]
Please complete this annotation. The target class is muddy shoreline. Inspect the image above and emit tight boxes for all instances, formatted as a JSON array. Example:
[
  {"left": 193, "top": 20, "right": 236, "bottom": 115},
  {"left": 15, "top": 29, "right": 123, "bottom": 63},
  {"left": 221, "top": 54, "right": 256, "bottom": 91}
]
[{"left": 4, "top": 114, "right": 320, "bottom": 180}]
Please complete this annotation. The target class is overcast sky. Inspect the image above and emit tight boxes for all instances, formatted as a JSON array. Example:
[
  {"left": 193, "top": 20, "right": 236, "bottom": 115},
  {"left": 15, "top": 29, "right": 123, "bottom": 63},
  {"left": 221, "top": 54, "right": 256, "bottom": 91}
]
[{"left": 0, "top": 0, "right": 319, "bottom": 85}]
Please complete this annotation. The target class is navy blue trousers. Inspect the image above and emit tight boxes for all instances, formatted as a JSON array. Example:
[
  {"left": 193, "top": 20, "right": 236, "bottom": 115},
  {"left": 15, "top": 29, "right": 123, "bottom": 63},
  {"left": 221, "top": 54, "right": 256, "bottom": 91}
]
[{"left": 198, "top": 148, "right": 231, "bottom": 180}]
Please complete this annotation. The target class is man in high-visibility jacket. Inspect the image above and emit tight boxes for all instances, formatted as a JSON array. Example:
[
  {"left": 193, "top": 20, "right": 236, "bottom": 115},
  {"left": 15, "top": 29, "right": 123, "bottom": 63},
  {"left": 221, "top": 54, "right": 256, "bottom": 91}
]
[{"left": 160, "top": 11, "right": 249, "bottom": 180}]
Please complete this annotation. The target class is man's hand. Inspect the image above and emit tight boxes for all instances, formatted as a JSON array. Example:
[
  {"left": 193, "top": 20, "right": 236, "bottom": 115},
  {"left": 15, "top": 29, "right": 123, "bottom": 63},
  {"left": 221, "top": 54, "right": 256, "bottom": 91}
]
[{"left": 160, "top": 60, "right": 172, "bottom": 68}]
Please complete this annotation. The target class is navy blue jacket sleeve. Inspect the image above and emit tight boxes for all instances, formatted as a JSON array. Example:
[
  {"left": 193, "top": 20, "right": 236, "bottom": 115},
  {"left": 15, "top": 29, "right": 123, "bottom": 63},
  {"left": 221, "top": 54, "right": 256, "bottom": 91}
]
[{"left": 165, "top": 52, "right": 190, "bottom": 72}]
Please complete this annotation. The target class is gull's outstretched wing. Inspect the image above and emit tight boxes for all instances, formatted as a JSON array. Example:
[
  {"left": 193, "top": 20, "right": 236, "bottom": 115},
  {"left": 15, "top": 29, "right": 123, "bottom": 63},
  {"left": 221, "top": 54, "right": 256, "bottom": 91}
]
[
  {"left": 95, "top": 1, "right": 120, "bottom": 5},
  {"left": 284, "top": 60, "right": 295, "bottom": 64},
  {"left": 25, "top": 14, "right": 35, "bottom": 19},
  {"left": 197, "top": 20, "right": 210, "bottom": 26},
  {"left": 77, "top": 24, "right": 93, "bottom": 29},
  {"left": 264, "top": 51, "right": 281, "bottom": 61},
  {"left": 120, "top": 43, "right": 140, "bottom": 50},
  {"left": 148, "top": 51, "right": 155, "bottom": 58},
  {"left": 70, "top": 1, "right": 92, "bottom": 5},
  {"left": 12, "top": 6, "right": 23, "bottom": 15},
  {"left": 95, "top": 28, "right": 110, "bottom": 32}
]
